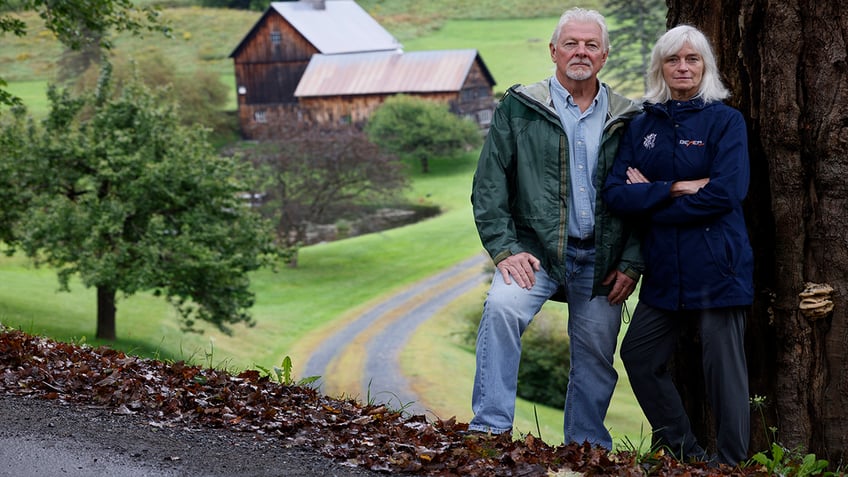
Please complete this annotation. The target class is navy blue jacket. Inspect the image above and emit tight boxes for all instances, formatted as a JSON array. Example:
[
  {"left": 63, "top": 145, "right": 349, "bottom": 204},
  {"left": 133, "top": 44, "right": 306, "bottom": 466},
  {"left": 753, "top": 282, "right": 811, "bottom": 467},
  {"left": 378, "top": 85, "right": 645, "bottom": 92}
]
[{"left": 602, "top": 98, "right": 753, "bottom": 311}]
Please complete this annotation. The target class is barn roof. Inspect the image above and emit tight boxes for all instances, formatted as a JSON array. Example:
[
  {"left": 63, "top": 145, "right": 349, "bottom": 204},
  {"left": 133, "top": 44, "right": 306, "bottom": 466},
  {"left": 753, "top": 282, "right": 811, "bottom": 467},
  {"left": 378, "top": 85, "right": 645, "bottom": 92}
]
[
  {"left": 294, "top": 49, "right": 496, "bottom": 97},
  {"left": 230, "top": 0, "right": 401, "bottom": 57}
]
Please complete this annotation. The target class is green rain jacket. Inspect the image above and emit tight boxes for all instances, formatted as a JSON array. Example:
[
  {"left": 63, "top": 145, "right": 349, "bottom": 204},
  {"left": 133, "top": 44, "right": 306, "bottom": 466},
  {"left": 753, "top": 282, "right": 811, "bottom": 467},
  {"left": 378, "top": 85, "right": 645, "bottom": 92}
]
[{"left": 471, "top": 79, "right": 643, "bottom": 298}]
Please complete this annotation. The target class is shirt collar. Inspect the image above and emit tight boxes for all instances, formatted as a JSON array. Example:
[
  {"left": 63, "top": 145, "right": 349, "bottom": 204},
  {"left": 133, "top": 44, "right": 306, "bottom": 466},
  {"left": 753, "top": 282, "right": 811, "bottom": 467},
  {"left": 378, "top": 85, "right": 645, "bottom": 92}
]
[{"left": 550, "top": 76, "right": 604, "bottom": 109}]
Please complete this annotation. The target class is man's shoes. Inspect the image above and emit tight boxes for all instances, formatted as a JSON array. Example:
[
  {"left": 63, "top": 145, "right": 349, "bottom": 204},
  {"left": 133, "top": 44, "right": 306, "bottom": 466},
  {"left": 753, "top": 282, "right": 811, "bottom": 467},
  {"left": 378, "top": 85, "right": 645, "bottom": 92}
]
[{"left": 457, "top": 428, "right": 510, "bottom": 440}]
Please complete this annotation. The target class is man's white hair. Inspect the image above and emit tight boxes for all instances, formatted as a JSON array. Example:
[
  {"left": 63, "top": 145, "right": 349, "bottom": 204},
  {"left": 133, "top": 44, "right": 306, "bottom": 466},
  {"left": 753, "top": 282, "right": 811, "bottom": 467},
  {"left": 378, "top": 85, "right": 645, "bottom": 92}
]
[{"left": 551, "top": 7, "right": 610, "bottom": 52}]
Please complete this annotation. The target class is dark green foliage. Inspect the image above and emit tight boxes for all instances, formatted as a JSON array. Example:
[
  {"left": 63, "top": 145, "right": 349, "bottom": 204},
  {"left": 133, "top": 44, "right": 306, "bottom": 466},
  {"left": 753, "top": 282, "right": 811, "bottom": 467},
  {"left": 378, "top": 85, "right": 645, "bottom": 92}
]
[
  {"left": 0, "top": 0, "right": 169, "bottom": 106},
  {"left": 604, "top": 0, "right": 667, "bottom": 94},
  {"left": 0, "top": 105, "right": 31, "bottom": 244},
  {"left": 365, "top": 95, "right": 482, "bottom": 173},
  {"left": 1, "top": 66, "right": 278, "bottom": 338},
  {"left": 1, "top": 0, "right": 166, "bottom": 50},
  {"left": 198, "top": 0, "right": 267, "bottom": 11},
  {"left": 461, "top": 293, "right": 570, "bottom": 409},
  {"left": 517, "top": 313, "right": 570, "bottom": 409},
  {"left": 71, "top": 51, "right": 231, "bottom": 133}
]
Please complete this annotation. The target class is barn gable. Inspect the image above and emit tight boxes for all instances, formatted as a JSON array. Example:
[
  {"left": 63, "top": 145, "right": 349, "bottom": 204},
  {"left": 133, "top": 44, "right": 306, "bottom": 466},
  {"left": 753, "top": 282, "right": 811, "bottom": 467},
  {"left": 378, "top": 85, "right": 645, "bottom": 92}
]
[{"left": 230, "top": 0, "right": 400, "bottom": 59}]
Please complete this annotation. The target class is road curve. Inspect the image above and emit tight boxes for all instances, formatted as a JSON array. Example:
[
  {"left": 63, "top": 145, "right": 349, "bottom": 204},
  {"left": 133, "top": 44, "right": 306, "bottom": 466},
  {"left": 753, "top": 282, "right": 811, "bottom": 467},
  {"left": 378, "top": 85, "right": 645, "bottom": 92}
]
[{"left": 301, "top": 253, "right": 490, "bottom": 416}]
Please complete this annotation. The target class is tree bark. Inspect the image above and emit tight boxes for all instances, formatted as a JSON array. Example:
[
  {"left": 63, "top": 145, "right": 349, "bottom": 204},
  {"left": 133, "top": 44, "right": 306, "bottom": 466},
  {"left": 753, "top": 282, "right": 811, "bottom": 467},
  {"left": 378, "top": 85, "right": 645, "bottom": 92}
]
[
  {"left": 96, "top": 286, "right": 117, "bottom": 341},
  {"left": 667, "top": 0, "right": 848, "bottom": 462}
]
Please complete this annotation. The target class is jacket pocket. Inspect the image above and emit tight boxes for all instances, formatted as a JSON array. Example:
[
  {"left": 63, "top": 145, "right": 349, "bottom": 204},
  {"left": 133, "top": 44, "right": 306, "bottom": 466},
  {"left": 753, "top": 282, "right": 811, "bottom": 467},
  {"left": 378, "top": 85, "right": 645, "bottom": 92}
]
[{"left": 703, "top": 225, "right": 734, "bottom": 278}]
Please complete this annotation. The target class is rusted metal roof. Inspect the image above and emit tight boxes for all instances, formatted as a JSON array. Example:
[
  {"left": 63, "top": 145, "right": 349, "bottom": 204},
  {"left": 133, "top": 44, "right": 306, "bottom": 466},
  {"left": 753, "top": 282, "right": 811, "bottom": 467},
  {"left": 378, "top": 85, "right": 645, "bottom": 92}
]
[{"left": 294, "top": 49, "right": 495, "bottom": 97}]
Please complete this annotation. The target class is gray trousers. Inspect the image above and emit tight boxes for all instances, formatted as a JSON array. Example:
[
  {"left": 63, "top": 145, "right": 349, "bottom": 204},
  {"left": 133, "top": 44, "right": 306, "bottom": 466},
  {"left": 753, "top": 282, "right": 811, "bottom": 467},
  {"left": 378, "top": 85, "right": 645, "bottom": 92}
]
[{"left": 621, "top": 303, "right": 750, "bottom": 465}]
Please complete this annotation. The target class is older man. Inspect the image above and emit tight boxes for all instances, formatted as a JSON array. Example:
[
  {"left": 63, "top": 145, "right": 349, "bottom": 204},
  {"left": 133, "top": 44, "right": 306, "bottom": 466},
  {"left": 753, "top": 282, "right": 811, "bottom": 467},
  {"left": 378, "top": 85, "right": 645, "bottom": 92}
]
[{"left": 468, "top": 7, "right": 642, "bottom": 449}]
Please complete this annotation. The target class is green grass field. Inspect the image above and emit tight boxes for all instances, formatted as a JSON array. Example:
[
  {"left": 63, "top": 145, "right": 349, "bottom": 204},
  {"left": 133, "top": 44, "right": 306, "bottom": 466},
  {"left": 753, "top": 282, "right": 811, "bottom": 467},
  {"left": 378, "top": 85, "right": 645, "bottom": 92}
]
[{"left": 0, "top": 2, "right": 648, "bottom": 448}]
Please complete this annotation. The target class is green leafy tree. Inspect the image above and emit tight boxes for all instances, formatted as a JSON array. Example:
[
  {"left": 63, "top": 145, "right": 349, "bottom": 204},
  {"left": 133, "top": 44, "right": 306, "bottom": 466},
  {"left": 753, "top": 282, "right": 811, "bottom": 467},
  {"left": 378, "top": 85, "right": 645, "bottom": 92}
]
[
  {"left": 365, "top": 95, "right": 482, "bottom": 173},
  {"left": 199, "top": 0, "right": 267, "bottom": 11},
  {"left": 517, "top": 312, "right": 570, "bottom": 409},
  {"left": 604, "top": 0, "right": 666, "bottom": 94},
  {"left": 0, "top": 0, "right": 168, "bottom": 106},
  {"left": 72, "top": 51, "right": 230, "bottom": 133},
  {"left": 2, "top": 67, "right": 277, "bottom": 340},
  {"left": 0, "top": 105, "right": 32, "bottom": 244}
]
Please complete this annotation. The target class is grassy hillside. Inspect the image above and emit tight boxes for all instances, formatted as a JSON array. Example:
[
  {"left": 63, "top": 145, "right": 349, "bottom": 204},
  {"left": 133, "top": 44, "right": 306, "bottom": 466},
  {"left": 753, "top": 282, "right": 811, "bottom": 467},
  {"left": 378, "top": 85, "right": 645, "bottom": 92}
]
[
  {"left": 0, "top": 0, "right": 642, "bottom": 118},
  {"left": 357, "top": 0, "right": 601, "bottom": 40},
  {"left": 0, "top": 1, "right": 648, "bottom": 447}
]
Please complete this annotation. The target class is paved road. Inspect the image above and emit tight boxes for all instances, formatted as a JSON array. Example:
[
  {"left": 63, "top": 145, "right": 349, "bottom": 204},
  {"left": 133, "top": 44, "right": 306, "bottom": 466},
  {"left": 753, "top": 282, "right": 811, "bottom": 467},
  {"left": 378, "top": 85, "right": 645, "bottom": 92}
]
[
  {"left": 0, "top": 394, "right": 384, "bottom": 477},
  {"left": 302, "top": 253, "right": 489, "bottom": 417}
]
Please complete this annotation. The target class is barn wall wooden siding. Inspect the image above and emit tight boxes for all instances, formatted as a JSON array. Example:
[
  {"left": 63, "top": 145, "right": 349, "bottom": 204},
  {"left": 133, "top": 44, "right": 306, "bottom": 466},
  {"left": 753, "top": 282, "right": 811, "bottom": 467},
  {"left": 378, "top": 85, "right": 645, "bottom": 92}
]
[
  {"left": 457, "top": 60, "right": 496, "bottom": 120},
  {"left": 233, "top": 14, "right": 316, "bottom": 106}
]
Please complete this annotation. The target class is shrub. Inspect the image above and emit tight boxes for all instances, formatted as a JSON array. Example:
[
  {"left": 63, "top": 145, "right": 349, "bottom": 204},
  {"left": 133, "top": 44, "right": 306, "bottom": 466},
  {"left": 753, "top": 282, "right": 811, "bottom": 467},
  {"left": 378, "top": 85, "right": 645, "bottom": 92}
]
[
  {"left": 517, "top": 311, "right": 569, "bottom": 409},
  {"left": 72, "top": 51, "right": 230, "bottom": 133},
  {"left": 460, "top": 293, "right": 570, "bottom": 409},
  {"left": 365, "top": 94, "right": 482, "bottom": 173}
]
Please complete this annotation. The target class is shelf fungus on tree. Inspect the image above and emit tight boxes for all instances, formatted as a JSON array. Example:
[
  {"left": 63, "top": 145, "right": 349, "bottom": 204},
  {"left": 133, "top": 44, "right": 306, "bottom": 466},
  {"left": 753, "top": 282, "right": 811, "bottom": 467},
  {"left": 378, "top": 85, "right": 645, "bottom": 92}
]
[{"left": 798, "top": 282, "right": 834, "bottom": 320}]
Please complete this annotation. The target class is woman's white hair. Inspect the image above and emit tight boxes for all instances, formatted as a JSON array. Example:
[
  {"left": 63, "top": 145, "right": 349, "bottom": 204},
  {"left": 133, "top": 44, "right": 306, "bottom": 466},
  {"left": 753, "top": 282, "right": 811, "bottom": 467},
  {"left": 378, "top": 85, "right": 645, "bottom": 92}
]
[
  {"left": 644, "top": 24, "right": 729, "bottom": 104},
  {"left": 551, "top": 7, "right": 610, "bottom": 52}
]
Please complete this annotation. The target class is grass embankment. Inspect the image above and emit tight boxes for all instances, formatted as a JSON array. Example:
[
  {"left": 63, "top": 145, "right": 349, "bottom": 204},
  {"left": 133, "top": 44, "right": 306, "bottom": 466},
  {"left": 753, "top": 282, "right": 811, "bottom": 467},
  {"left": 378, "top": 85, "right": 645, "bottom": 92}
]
[
  {"left": 1, "top": 1, "right": 638, "bottom": 119},
  {"left": 0, "top": 153, "right": 480, "bottom": 367},
  {"left": 0, "top": 2, "right": 647, "bottom": 447},
  {"left": 0, "top": 151, "right": 647, "bottom": 448}
]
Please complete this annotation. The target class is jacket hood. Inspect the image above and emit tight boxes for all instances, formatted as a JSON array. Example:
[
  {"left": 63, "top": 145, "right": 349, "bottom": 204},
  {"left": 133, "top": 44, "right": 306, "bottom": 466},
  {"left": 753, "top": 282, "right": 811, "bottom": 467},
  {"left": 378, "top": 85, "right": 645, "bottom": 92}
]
[
  {"left": 644, "top": 97, "right": 719, "bottom": 116},
  {"left": 510, "top": 78, "right": 642, "bottom": 125}
]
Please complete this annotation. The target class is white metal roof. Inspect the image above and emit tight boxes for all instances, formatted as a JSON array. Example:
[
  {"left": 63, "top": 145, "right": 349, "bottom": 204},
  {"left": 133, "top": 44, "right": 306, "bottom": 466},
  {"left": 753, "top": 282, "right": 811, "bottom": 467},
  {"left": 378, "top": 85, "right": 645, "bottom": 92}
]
[{"left": 270, "top": 0, "right": 401, "bottom": 54}]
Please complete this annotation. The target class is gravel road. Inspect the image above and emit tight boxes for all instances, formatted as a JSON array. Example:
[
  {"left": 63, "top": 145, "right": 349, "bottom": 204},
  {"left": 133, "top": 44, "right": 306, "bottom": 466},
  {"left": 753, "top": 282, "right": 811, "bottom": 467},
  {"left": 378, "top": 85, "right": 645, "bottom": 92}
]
[{"left": 302, "top": 253, "right": 489, "bottom": 416}]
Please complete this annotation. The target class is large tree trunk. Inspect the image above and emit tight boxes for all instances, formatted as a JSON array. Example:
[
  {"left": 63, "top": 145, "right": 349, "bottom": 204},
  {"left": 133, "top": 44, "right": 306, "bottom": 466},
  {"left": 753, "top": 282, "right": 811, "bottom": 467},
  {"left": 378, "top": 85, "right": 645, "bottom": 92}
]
[
  {"left": 665, "top": 0, "right": 848, "bottom": 462},
  {"left": 96, "top": 286, "right": 117, "bottom": 341}
]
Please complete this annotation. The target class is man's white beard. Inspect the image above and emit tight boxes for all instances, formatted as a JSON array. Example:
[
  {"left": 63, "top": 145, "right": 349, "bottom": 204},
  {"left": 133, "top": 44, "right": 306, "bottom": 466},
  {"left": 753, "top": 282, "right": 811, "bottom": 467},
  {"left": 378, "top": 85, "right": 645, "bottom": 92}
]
[{"left": 566, "top": 67, "right": 593, "bottom": 81}]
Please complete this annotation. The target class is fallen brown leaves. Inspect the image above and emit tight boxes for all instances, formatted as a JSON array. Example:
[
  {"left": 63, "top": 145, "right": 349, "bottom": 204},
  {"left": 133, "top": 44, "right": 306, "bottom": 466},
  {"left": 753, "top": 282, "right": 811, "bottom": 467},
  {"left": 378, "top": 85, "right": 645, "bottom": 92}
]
[{"left": 0, "top": 327, "right": 763, "bottom": 476}]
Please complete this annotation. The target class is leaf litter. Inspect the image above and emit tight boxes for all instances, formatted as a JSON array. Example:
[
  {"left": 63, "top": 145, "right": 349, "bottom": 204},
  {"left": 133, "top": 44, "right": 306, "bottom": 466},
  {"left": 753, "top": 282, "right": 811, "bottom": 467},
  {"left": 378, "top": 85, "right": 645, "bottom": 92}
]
[{"left": 0, "top": 327, "right": 764, "bottom": 476}]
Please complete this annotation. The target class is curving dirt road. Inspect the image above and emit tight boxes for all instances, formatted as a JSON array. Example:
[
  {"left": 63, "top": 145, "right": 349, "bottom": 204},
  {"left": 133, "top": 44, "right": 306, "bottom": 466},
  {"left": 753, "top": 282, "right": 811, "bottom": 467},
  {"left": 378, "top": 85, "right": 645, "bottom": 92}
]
[{"left": 301, "top": 253, "right": 489, "bottom": 417}]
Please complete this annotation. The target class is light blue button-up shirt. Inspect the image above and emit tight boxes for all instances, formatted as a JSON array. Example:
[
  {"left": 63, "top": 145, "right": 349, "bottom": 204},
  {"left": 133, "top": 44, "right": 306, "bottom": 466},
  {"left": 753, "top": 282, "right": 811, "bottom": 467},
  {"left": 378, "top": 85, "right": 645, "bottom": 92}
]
[{"left": 549, "top": 76, "right": 608, "bottom": 241}]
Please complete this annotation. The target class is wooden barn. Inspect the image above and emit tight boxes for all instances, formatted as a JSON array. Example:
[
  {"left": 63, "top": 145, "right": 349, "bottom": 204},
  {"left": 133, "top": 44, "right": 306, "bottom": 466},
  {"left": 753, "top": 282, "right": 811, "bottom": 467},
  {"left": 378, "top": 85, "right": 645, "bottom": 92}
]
[{"left": 229, "top": 0, "right": 497, "bottom": 139}]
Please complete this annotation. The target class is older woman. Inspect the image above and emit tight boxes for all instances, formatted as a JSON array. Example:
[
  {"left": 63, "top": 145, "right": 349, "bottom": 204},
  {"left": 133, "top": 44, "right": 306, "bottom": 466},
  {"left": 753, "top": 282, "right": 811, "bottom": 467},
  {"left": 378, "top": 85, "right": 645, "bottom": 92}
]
[{"left": 602, "top": 25, "right": 753, "bottom": 465}]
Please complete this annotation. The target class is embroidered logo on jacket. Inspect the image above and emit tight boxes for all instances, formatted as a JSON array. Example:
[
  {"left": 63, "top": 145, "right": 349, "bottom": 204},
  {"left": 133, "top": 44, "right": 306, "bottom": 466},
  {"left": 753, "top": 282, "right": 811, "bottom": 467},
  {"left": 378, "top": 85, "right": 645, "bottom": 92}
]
[
  {"left": 642, "top": 133, "right": 657, "bottom": 150},
  {"left": 679, "top": 139, "right": 705, "bottom": 147}
]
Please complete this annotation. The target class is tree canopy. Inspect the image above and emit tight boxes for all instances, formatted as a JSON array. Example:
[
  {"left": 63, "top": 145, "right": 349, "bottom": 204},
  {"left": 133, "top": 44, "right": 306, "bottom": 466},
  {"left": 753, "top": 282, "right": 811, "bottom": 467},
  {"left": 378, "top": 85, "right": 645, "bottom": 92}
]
[
  {"left": 603, "top": 0, "right": 666, "bottom": 95},
  {"left": 199, "top": 0, "right": 266, "bottom": 11},
  {"left": 0, "top": 69, "right": 277, "bottom": 340},
  {"left": 0, "top": 0, "right": 168, "bottom": 106}
]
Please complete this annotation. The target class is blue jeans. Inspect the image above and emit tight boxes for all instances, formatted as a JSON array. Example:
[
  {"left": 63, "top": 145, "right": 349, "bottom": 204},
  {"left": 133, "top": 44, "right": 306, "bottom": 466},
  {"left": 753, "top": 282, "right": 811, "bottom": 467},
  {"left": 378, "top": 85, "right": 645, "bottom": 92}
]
[{"left": 469, "top": 245, "right": 622, "bottom": 449}]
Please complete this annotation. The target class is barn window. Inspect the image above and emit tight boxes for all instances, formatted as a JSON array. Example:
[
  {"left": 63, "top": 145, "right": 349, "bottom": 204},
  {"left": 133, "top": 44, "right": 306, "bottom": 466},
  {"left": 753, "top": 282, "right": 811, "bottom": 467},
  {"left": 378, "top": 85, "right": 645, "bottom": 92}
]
[
  {"left": 270, "top": 30, "right": 282, "bottom": 45},
  {"left": 477, "top": 109, "right": 492, "bottom": 125},
  {"left": 254, "top": 110, "right": 267, "bottom": 123}
]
